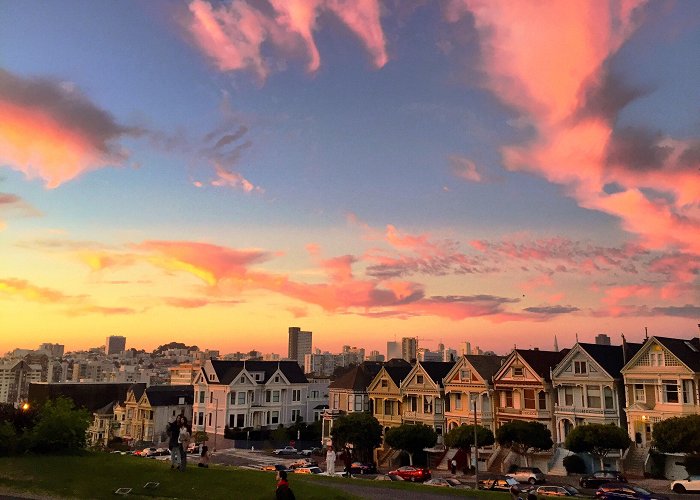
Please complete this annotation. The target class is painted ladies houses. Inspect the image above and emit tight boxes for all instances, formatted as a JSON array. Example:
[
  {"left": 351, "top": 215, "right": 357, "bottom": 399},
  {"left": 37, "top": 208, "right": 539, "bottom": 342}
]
[
  {"left": 193, "top": 360, "right": 308, "bottom": 441},
  {"left": 493, "top": 349, "right": 568, "bottom": 435},
  {"left": 621, "top": 336, "right": 700, "bottom": 448},
  {"left": 443, "top": 354, "right": 504, "bottom": 433},
  {"left": 367, "top": 359, "right": 413, "bottom": 434},
  {"left": 322, "top": 361, "right": 384, "bottom": 446},
  {"left": 400, "top": 361, "right": 454, "bottom": 443},
  {"left": 115, "top": 384, "right": 193, "bottom": 446},
  {"left": 552, "top": 342, "right": 641, "bottom": 444}
]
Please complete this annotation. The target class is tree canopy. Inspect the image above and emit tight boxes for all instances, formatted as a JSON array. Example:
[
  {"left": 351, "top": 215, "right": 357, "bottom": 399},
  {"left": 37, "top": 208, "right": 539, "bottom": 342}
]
[
  {"left": 331, "top": 412, "right": 382, "bottom": 463},
  {"left": 444, "top": 424, "right": 494, "bottom": 450},
  {"left": 496, "top": 421, "right": 553, "bottom": 464},
  {"left": 653, "top": 415, "right": 700, "bottom": 455},
  {"left": 384, "top": 423, "right": 437, "bottom": 465},
  {"left": 30, "top": 397, "right": 90, "bottom": 453},
  {"left": 565, "top": 423, "right": 631, "bottom": 467}
]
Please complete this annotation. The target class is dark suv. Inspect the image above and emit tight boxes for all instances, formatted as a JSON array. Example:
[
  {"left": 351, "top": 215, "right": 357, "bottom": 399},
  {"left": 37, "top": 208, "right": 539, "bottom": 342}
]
[{"left": 580, "top": 471, "right": 626, "bottom": 489}]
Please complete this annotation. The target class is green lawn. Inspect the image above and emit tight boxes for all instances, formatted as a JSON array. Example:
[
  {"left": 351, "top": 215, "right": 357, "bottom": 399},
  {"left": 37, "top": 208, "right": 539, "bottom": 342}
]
[{"left": 0, "top": 453, "right": 510, "bottom": 499}]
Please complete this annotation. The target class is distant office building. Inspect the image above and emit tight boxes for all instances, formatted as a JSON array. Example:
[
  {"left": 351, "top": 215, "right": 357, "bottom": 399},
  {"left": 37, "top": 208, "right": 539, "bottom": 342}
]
[
  {"left": 387, "top": 341, "right": 401, "bottom": 360},
  {"left": 595, "top": 334, "right": 612, "bottom": 346},
  {"left": 459, "top": 342, "right": 472, "bottom": 356},
  {"left": 367, "top": 350, "right": 385, "bottom": 362},
  {"left": 105, "top": 336, "right": 126, "bottom": 355},
  {"left": 38, "top": 343, "right": 65, "bottom": 358},
  {"left": 416, "top": 348, "right": 441, "bottom": 362},
  {"left": 288, "top": 327, "right": 312, "bottom": 367},
  {"left": 442, "top": 348, "right": 457, "bottom": 362},
  {"left": 401, "top": 337, "right": 417, "bottom": 362}
]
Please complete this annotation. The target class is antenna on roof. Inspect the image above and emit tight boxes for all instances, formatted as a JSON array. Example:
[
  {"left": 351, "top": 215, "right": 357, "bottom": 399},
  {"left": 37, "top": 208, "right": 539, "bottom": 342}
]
[
  {"left": 644, "top": 326, "right": 649, "bottom": 339},
  {"left": 575, "top": 333, "right": 579, "bottom": 342},
  {"left": 554, "top": 335, "right": 559, "bottom": 352}
]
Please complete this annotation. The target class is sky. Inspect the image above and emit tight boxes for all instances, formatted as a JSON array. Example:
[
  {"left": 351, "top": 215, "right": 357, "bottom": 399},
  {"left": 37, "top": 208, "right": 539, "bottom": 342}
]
[{"left": 1, "top": 0, "right": 698, "bottom": 356}]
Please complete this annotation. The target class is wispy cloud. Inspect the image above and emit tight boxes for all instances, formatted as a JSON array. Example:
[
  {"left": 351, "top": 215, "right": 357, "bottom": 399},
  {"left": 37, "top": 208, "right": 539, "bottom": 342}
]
[
  {"left": 449, "top": 154, "right": 484, "bottom": 182},
  {"left": 186, "top": 0, "right": 387, "bottom": 80},
  {"left": 0, "top": 192, "right": 40, "bottom": 230},
  {"left": 0, "top": 69, "right": 141, "bottom": 188}
]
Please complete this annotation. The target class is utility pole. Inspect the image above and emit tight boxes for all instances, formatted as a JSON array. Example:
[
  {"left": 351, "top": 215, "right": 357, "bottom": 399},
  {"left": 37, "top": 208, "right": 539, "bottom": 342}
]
[{"left": 473, "top": 397, "right": 479, "bottom": 490}]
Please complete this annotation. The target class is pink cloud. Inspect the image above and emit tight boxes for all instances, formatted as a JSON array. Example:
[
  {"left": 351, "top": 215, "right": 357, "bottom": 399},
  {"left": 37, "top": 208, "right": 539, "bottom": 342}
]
[
  {"left": 211, "top": 163, "right": 262, "bottom": 192},
  {"left": 451, "top": 1, "right": 700, "bottom": 254},
  {"left": 449, "top": 154, "right": 483, "bottom": 182},
  {"left": 186, "top": 0, "right": 387, "bottom": 80}
]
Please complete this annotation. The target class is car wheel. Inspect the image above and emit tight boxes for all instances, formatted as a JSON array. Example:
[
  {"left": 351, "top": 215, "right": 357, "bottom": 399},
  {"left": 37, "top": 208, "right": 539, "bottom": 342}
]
[
  {"left": 528, "top": 478, "right": 536, "bottom": 485},
  {"left": 673, "top": 484, "right": 686, "bottom": 494}
]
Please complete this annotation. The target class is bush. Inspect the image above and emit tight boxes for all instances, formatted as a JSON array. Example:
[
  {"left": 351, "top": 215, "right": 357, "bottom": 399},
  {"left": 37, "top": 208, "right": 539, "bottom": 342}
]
[
  {"left": 647, "top": 451, "right": 666, "bottom": 479},
  {"left": 563, "top": 454, "right": 586, "bottom": 474},
  {"left": 29, "top": 397, "right": 90, "bottom": 453},
  {"left": 0, "top": 421, "right": 17, "bottom": 456}
]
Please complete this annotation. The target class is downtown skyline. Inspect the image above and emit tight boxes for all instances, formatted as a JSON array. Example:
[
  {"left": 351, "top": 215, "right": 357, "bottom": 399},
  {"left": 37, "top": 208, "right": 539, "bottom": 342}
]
[{"left": 1, "top": 1, "right": 698, "bottom": 355}]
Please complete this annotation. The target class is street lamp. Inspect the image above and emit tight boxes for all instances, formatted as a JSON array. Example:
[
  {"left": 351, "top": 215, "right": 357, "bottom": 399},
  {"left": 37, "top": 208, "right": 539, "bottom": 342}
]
[
  {"left": 473, "top": 397, "right": 479, "bottom": 490},
  {"left": 212, "top": 396, "right": 219, "bottom": 452},
  {"left": 21, "top": 402, "right": 30, "bottom": 411}
]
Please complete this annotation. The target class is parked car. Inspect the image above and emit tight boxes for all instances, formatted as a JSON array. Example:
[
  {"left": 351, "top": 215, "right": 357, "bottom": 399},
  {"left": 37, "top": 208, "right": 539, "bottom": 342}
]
[
  {"left": 479, "top": 475, "right": 520, "bottom": 491},
  {"left": 595, "top": 482, "right": 669, "bottom": 500},
  {"left": 273, "top": 446, "right": 298, "bottom": 455},
  {"left": 293, "top": 466, "right": 323, "bottom": 474},
  {"left": 374, "top": 474, "right": 405, "bottom": 481},
  {"left": 186, "top": 443, "right": 198, "bottom": 454},
  {"left": 290, "top": 458, "right": 318, "bottom": 469},
  {"left": 348, "top": 462, "right": 377, "bottom": 475},
  {"left": 580, "top": 471, "right": 627, "bottom": 489},
  {"left": 424, "top": 478, "right": 463, "bottom": 488},
  {"left": 387, "top": 466, "right": 431, "bottom": 482},
  {"left": 535, "top": 485, "right": 585, "bottom": 497},
  {"left": 670, "top": 475, "right": 700, "bottom": 494},
  {"left": 507, "top": 465, "right": 547, "bottom": 484},
  {"left": 300, "top": 447, "right": 322, "bottom": 456},
  {"left": 261, "top": 464, "right": 293, "bottom": 473},
  {"left": 141, "top": 447, "right": 158, "bottom": 457}
]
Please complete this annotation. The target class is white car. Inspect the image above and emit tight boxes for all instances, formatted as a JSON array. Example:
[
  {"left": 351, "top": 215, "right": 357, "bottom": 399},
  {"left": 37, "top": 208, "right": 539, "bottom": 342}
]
[
  {"left": 671, "top": 475, "right": 700, "bottom": 494},
  {"left": 272, "top": 446, "right": 298, "bottom": 455}
]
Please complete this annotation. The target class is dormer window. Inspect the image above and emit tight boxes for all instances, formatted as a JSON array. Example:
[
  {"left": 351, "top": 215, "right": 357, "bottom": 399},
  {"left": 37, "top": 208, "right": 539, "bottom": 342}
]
[
  {"left": 417, "top": 375, "right": 424, "bottom": 384},
  {"left": 274, "top": 376, "right": 280, "bottom": 383},
  {"left": 178, "top": 397, "right": 185, "bottom": 405},
  {"left": 512, "top": 367, "right": 524, "bottom": 377},
  {"left": 381, "top": 379, "right": 388, "bottom": 388},
  {"left": 208, "top": 373, "right": 215, "bottom": 381},
  {"left": 460, "top": 370, "right": 470, "bottom": 381},
  {"left": 240, "top": 376, "right": 245, "bottom": 383},
  {"left": 574, "top": 361, "right": 587, "bottom": 375}
]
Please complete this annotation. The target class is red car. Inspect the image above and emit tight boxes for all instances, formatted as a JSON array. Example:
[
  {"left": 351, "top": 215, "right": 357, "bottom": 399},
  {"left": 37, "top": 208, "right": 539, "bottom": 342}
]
[{"left": 388, "top": 466, "right": 431, "bottom": 482}]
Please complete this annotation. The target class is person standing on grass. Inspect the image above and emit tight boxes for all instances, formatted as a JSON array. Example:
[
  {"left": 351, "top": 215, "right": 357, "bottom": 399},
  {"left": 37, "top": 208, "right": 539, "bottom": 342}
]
[
  {"left": 198, "top": 441, "right": 209, "bottom": 468},
  {"left": 168, "top": 415, "right": 181, "bottom": 469},
  {"left": 275, "top": 470, "right": 295, "bottom": 500},
  {"left": 325, "top": 445, "right": 336, "bottom": 475},
  {"left": 178, "top": 417, "right": 191, "bottom": 471}
]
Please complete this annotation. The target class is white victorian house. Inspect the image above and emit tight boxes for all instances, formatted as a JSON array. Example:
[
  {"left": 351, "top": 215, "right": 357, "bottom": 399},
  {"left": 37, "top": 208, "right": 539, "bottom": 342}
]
[
  {"left": 552, "top": 342, "right": 641, "bottom": 444},
  {"left": 193, "top": 360, "right": 309, "bottom": 447}
]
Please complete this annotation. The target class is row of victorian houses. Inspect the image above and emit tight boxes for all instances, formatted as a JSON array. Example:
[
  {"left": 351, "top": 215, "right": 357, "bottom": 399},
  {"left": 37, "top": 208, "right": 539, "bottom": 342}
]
[{"left": 322, "top": 335, "right": 700, "bottom": 475}]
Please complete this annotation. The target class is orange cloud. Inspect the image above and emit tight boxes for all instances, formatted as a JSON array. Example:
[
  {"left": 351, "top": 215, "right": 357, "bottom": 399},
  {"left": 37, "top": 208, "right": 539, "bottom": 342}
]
[
  {"left": 0, "top": 278, "right": 77, "bottom": 304},
  {"left": 0, "top": 70, "right": 138, "bottom": 188},
  {"left": 187, "top": 0, "right": 387, "bottom": 80},
  {"left": 452, "top": 1, "right": 700, "bottom": 254},
  {"left": 211, "top": 163, "right": 262, "bottom": 192}
]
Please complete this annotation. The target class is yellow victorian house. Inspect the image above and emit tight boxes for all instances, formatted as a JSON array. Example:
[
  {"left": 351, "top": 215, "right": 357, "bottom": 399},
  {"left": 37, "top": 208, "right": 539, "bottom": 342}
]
[
  {"left": 367, "top": 360, "right": 412, "bottom": 434},
  {"left": 400, "top": 361, "right": 455, "bottom": 443},
  {"left": 443, "top": 354, "right": 503, "bottom": 433}
]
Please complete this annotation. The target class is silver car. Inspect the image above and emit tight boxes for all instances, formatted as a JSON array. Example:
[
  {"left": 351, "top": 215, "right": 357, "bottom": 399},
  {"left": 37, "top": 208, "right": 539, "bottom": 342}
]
[{"left": 507, "top": 466, "right": 546, "bottom": 484}]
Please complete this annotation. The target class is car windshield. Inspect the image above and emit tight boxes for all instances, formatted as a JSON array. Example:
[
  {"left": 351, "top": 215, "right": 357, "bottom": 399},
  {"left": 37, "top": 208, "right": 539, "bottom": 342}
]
[
  {"left": 532, "top": 468, "right": 542, "bottom": 474},
  {"left": 563, "top": 485, "right": 579, "bottom": 494},
  {"left": 632, "top": 486, "right": 651, "bottom": 495}
]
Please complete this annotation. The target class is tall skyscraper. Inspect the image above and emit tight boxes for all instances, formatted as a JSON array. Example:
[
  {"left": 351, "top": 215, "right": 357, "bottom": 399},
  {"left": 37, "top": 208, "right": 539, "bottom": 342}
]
[
  {"left": 401, "top": 337, "right": 417, "bottom": 362},
  {"left": 459, "top": 341, "right": 472, "bottom": 356},
  {"left": 105, "top": 335, "right": 126, "bottom": 355},
  {"left": 288, "top": 327, "right": 312, "bottom": 368},
  {"left": 387, "top": 341, "right": 401, "bottom": 360}
]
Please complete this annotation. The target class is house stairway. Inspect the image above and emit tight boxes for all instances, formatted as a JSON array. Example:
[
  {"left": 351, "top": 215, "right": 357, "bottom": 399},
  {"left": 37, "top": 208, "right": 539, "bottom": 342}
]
[
  {"left": 436, "top": 448, "right": 459, "bottom": 471},
  {"left": 623, "top": 446, "right": 648, "bottom": 479}
]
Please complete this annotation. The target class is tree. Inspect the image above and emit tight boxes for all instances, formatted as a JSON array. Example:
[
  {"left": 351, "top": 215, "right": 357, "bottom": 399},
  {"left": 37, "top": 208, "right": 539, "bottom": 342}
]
[
  {"left": 29, "top": 397, "right": 90, "bottom": 453},
  {"left": 565, "top": 423, "right": 631, "bottom": 469},
  {"left": 496, "top": 421, "right": 553, "bottom": 466},
  {"left": 384, "top": 424, "right": 437, "bottom": 465},
  {"left": 652, "top": 415, "right": 700, "bottom": 455},
  {"left": 331, "top": 412, "right": 382, "bottom": 463},
  {"left": 193, "top": 431, "right": 209, "bottom": 444},
  {"left": 444, "top": 424, "right": 494, "bottom": 468}
]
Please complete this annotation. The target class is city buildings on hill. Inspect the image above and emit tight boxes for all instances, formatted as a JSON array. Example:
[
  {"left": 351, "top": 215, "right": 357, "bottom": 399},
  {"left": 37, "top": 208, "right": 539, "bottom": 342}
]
[
  {"left": 105, "top": 335, "right": 126, "bottom": 356},
  {"left": 401, "top": 337, "right": 417, "bottom": 362}
]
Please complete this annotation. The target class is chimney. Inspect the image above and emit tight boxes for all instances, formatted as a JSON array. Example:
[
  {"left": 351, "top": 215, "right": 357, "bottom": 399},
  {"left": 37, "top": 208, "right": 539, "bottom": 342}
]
[{"left": 621, "top": 333, "right": 628, "bottom": 365}]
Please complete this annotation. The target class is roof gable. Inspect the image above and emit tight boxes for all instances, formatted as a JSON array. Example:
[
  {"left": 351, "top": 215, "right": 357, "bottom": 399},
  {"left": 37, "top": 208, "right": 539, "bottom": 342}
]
[
  {"left": 495, "top": 349, "right": 568, "bottom": 383},
  {"left": 622, "top": 337, "right": 699, "bottom": 373},
  {"left": 208, "top": 360, "right": 308, "bottom": 385},
  {"left": 402, "top": 361, "right": 453, "bottom": 390},
  {"left": 330, "top": 361, "right": 383, "bottom": 391}
]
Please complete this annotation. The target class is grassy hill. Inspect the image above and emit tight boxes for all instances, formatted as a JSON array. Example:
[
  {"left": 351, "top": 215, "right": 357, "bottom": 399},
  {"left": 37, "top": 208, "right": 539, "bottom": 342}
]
[{"left": 0, "top": 452, "right": 508, "bottom": 499}]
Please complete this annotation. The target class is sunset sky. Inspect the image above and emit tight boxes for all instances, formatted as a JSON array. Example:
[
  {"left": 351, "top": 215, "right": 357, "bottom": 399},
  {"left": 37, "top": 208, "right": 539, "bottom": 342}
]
[{"left": 1, "top": 0, "right": 698, "bottom": 356}]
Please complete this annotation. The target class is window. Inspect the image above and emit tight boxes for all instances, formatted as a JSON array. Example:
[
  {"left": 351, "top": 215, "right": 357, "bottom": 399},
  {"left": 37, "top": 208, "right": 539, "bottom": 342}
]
[
  {"left": 512, "top": 367, "right": 524, "bottom": 377},
  {"left": 408, "top": 395, "right": 418, "bottom": 412},
  {"left": 236, "top": 414, "right": 244, "bottom": 427},
  {"left": 538, "top": 391, "right": 547, "bottom": 410},
  {"left": 210, "top": 392, "right": 213, "bottom": 403},
  {"left": 178, "top": 397, "right": 185, "bottom": 405},
  {"left": 634, "top": 384, "right": 645, "bottom": 402},
  {"left": 198, "top": 412, "right": 204, "bottom": 425},
  {"left": 604, "top": 387, "right": 614, "bottom": 409},
  {"left": 266, "top": 390, "right": 271, "bottom": 403},
  {"left": 274, "top": 376, "right": 279, "bottom": 383},
  {"left": 454, "top": 393, "right": 462, "bottom": 410},
  {"left": 663, "top": 380, "right": 679, "bottom": 403},
  {"left": 271, "top": 411, "right": 279, "bottom": 424},
  {"left": 586, "top": 386, "right": 601, "bottom": 408},
  {"left": 417, "top": 375, "right": 424, "bottom": 384},
  {"left": 384, "top": 400, "right": 392, "bottom": 415},
  {"left": 199, "top": 391, "right": 205, "bottom": 403},
  {"left": 683, "top": 380, "right": 695, "bottom": 404},
  {"left": 208, "top": 413, "right": 212, "bottom": 426},
  {"left": 564, "top": 387, "right": 574, "bottom": 406},
  {"left": 460, "top": 370, "right": 470, "bottom": 381},
  {"left": 333, "top": 393, "right": 340, "bottom": 410},
  {"left": 311, "top": 390, "right": 319, "bottom": 398},
  {"left": 230, "top": 392, "right": 236, "bottom": 405},
  {"left": 435, "top": 399, "right": 443, "bottom": 414},
  {"left": 523, "top": 389, "right": 536, "bottom": 409},
  {"left": 291, "top": 409, "right": 301, "bottom": 422},
  {"left": 348, "top": 395, "right": 354, "bottom": 411},
  {"left": 355, "top": 395, "right": 363, "bottom": 412},
  {"left": 650, "top": 352, "right": 664, "bottom": 366},
  {"left": 238, "top": 391, "right": 246, "bottom": 405},
  {"left": 505, "top": 391, "right": 513, "bottom": 408},
  {"left": 381, "top": 379, "right": 388, "bottom": 388},
  {"left": 424, "top": 396, "right": 433, "bottom": 413},
  {"left": 292, "top": 389, "right": 301, "bottom": 402},
  {"left": 574, "top": 361, "right": 587, "bottom": 375},
  {"left": 272, "top": 390, "right": 280, "bottom": 403},
  {"left": 240, "top": 375, "right": 245, "bottom": 383}
]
